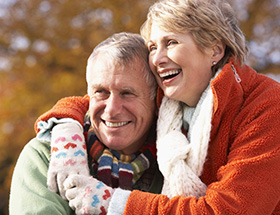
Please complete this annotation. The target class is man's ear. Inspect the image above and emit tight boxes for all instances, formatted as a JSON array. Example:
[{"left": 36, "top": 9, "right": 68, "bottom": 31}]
[{"left": 212, "top": 41, "right": 226, "bottom": 63}]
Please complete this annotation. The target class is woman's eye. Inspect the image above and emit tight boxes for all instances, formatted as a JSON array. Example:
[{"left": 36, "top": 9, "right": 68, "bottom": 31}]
[
  {"left": 167, "top": 40, "right": 178, "bottom": 46},
  {"left": 149, "top": 45, "right": 156, "bottom": 52}
]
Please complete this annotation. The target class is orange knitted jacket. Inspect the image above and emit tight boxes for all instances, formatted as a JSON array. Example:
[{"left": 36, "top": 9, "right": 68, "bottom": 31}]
[
  {"left": 124, "top": 62, "right": 280, "bottom": 214},
  {"left": 35, "top": 61, "right": 280, "bottom": 214}
]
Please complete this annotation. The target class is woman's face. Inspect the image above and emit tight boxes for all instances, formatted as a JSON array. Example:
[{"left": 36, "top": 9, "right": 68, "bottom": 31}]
[{"left": 148, "top": 24, "right": 214, "bottom": 107}]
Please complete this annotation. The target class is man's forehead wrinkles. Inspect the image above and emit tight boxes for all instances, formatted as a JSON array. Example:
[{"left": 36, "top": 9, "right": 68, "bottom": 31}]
[{"left": 90, "top": 82, "right": 137, "bottom": 92}]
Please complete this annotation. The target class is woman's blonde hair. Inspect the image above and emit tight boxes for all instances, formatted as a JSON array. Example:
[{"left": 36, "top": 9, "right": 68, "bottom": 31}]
[{"left": 141, "top": 0, "right": 248, "bottom": 71}]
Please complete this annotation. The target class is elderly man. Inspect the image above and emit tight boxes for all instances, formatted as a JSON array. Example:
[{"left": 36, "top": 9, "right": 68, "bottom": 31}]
[{"left": 9, "top": 32, "right": 163, "bottom": 215}]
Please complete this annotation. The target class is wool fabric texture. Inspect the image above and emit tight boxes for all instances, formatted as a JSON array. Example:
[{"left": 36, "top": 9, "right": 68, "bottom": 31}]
[
  {"left": 35, "top": 95, "right": 90, "bottom": 133},
  {"left": 156, "top": 75, "right": 216, "bottom": 198},
  {"left": 48, "top": 122, "right": 90, "bottom": 200},
  {"left": 124, "top": 59, "right": 280, "bottom": 214},
  {"left": 85, "top": 119, "right": 157, "bottom": 190}
]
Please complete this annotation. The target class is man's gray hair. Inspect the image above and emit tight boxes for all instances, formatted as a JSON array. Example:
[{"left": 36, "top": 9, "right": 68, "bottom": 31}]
[{"left": 86, "top": 32, "right": 157, "bottom": 100}]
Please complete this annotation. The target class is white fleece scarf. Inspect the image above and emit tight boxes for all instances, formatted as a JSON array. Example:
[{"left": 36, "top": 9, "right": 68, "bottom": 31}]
[{"left": 156, "top": 80, "right": 216, "bottom": 198}]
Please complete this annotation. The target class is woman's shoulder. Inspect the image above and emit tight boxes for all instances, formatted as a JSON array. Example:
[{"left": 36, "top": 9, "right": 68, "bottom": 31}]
[{"left": 237, "top": 64, "right": 280, "bottom": 101}]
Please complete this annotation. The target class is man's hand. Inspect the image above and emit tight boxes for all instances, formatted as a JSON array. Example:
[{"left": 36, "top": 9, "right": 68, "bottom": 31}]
[
  {"left": 48, "top": 123, "right": 90, "bottom": 199},
  {"left": 64, "top": 175, "right": 115, "bottom": 215}
]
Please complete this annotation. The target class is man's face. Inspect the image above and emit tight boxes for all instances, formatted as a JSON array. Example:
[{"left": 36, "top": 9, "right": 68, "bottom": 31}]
[{"left": 88, "top": 57, "right": 156, "bottom": 154}]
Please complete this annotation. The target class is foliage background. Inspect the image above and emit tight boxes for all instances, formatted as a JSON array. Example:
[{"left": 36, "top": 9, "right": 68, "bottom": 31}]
[{"left": 0, "top": 0, "right": 279, "bottom": 214}]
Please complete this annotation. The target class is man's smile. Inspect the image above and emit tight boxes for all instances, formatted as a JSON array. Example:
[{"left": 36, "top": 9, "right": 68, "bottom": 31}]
[{"left": 103, "top": 120, "right": 130, "bottom": 128}]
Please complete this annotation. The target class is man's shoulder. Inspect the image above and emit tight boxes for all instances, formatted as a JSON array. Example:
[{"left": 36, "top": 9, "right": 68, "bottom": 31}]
[
  {"left": 20, "top": 138, "right": 51, "bottom": 162},
  {"left": 26, "top": 137, "right": 50, "bottom": 150}
]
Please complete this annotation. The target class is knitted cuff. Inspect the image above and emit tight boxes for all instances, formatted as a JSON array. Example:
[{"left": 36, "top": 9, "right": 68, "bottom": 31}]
[
  {"left": 108, "top": 188, "right": 131, "bottom": 215},
  {"left": 36, "top": 118, "right": 81, "bottom": 143},
  {"left": 34, "top": 95, "right": 89, "bottom": 133}
]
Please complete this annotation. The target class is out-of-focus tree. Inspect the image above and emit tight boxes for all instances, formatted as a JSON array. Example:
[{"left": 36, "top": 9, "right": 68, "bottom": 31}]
[
  {"left": 0, "top": 0, "right": 155, "bottom": 214},
  {"left": 0, "top": 0, "right": 279, "bottom": 214},
  {"left": 228, "top": 0, "right": 280, "bottom": 74}
]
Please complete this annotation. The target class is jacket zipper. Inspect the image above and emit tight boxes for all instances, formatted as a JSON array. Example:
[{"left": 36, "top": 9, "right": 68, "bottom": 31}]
[{"left": 231, "top": 64, "right": 241, "bottom": 83}]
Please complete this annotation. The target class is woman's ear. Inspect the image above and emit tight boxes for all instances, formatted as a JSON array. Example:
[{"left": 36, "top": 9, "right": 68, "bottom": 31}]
[{"left": 212, "top": 41, "right": 226, "bottom": 63}]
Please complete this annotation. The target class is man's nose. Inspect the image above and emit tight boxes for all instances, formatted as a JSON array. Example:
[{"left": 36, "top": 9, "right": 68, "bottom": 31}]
[{"left": 104, "top": 94, "right": 122, "bottom": 115}]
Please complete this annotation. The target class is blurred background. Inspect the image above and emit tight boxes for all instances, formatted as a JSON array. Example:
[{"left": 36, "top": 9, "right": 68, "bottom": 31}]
[{"left": 0, "top": 0, "right": 279, "bottom": 214}]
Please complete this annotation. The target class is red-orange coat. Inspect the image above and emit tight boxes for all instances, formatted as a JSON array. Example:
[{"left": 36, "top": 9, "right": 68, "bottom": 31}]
[{"left": 124, "top": 61, "right": 280, "bottom": 214}]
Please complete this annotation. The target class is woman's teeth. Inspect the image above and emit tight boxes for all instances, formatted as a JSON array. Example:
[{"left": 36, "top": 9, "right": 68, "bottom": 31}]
[
  {"left": 105, "top": 121, "right": 129, "bottom": 127},
  {"left": 159, "top": 69, "right": 181, "bottom": 79}
]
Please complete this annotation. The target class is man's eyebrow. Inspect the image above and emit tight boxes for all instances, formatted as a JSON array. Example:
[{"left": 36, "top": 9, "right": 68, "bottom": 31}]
[
  {"left": 90, "top": 83, "right": 103, "bottom": 89},
  {"left": 121, "top": 86, "right": 132, "bottom": 90},
  {"left": 120, "top": 86, "right": 138, "bottom": 95}
]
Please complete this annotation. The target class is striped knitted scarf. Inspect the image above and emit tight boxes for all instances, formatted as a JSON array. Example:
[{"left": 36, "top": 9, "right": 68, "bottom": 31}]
[{"left": 84, "top": 118, "right": 157, "bottom": 190}]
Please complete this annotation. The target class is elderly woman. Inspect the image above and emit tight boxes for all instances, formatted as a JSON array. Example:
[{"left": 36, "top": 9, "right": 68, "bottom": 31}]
[{"left": 31, "top": 0, "right": 280, "bottom": 214}]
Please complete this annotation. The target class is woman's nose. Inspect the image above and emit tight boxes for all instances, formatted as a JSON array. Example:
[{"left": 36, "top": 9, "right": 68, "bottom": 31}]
[{"left": 151, "top": 47, "right": 168, "bottom": 67}]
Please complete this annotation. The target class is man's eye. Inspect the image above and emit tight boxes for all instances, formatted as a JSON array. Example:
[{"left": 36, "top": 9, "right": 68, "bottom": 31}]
[
  {"left": 121, "top": 91, "right": 136, "bottom": 98},
  {"left": 94, "top": 90, "right": 104, "bottom": 96},
  {"left": 96, "top": 90, "right": 104, "bottom": 94},
  {"left": 93, "top": 90, "right": 109, "bottom": 99},
  {"left": 122, "top": 91, "right": 132, "bottom": 96}
]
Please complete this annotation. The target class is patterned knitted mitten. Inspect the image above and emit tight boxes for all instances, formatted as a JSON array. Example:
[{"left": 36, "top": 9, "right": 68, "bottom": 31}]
[
  {"left": 48, "top": 122, "right": 90, "bottom": 199},
  {"left": 64, "top": 175, "right": 115, "bottom": 215}
]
